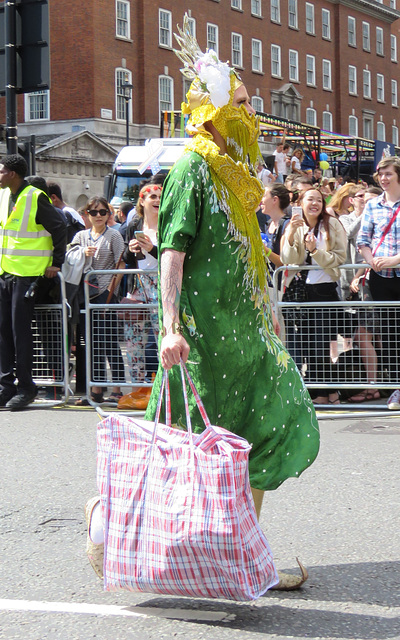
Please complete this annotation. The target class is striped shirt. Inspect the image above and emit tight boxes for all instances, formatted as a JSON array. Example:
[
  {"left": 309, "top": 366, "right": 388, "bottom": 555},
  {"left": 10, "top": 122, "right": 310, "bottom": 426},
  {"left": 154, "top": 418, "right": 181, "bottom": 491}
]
[
  {"left": 71, "top": 226, "right": 125, "bottom": 295},
  {"left": 357, "top": 194, "right": 400, "bottom": 278}
]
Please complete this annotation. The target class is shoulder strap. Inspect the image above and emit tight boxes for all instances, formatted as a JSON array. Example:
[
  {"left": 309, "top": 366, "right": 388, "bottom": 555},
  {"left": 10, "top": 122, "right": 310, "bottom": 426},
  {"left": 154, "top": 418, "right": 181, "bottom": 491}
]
[{"left": 372, "top": 203, "right": 400, "bottom": 256}]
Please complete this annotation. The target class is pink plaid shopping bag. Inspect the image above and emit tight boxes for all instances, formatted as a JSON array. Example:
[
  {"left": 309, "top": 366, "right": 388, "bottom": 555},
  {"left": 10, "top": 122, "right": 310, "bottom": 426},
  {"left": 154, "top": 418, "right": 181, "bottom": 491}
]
[{"left": 97, "top": 363, "right": 278, "bottom": 600}]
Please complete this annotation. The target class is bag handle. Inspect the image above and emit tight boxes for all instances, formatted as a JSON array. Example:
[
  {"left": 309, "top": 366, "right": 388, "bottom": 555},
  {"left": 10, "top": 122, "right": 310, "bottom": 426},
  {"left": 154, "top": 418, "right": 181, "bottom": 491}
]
[
  {"left": 106, "top": 249, "right": 125, "bottom": 304},
  {"left": 151, "top": 361, "right": 212, "bottom": 446}
]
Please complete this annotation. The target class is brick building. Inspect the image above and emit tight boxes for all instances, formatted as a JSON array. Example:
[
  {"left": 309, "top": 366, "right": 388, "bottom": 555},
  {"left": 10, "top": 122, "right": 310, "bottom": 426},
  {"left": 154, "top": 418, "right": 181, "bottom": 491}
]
[{"left": 0, "top": 0, "right": 399, "bottom": 201}]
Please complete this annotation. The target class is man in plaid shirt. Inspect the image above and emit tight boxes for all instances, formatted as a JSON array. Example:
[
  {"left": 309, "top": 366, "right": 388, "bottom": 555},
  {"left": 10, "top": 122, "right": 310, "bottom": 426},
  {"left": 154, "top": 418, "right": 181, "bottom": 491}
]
[{"left": 357, "top": 155, "right": 400, "bottom": 409}]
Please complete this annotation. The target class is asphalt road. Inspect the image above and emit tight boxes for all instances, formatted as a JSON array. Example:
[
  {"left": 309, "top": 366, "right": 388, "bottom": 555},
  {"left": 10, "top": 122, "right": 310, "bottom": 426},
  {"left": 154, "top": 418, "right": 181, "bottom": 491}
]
[{"left": 1, "top": 407, "right": 399, "bottom": 640}]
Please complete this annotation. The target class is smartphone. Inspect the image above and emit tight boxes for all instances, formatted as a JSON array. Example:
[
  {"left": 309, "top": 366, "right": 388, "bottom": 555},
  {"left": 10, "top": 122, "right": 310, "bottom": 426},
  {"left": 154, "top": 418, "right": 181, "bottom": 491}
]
[
  {"left": 291, "top": 206, "right": 303, "bottom": 219},
  {"left": 134, "top": 231, "right": 146, "bottom": 240}
]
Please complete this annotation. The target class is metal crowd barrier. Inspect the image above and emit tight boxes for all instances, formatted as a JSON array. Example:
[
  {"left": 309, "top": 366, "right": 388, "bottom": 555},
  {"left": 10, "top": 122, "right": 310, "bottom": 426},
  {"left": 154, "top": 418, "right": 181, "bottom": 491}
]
[
  {"left": 272, "top": 264, "right": 400, "bottom": 414},
  {"left": 83, "top": 268, "right": 158, "bottom": 409},
  {"left": 32, "top": 271, "right": 71, "bottom": 406}
]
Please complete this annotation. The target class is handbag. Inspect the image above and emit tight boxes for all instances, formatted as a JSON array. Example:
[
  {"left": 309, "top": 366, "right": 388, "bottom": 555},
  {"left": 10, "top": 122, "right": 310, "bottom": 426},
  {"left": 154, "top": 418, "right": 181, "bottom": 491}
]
[
  {"left": 282, "top": 270, "right": 308, "bottom": 303},
  {"left": 117, "top": 274, "right": 149, "bottom": 321},
  {"left": 96, "top": 363, "right": 278, "bottom": 601}
]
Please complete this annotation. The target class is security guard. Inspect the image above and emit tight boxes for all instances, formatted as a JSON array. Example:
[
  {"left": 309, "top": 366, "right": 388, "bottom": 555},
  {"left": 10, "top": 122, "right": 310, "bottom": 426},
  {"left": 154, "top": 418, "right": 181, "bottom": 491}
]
[{"left": 0, "top": 154, "right": 67, "bottom": 410}]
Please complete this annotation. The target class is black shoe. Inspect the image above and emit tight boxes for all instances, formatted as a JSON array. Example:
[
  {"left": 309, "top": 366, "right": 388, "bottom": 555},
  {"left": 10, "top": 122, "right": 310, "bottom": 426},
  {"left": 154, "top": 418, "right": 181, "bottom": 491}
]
[
  {"left": 0, "top": 388, "right": 17, "bottom": 407},
  {"left": 6, "top": 389, "right": 38, "bottom": 411}
]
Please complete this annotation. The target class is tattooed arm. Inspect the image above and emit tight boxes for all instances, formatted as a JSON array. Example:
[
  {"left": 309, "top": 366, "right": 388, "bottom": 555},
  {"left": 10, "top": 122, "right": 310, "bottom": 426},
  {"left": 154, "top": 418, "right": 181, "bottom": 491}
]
[{"left": 159, "top": 249, "right": 190, "bottom": 370}]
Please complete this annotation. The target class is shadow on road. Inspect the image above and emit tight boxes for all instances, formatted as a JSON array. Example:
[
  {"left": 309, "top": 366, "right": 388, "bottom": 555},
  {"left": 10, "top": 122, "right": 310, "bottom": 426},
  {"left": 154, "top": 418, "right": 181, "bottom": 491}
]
[{"left": 127, "top": 560, "right": 400, "bottom": 639}]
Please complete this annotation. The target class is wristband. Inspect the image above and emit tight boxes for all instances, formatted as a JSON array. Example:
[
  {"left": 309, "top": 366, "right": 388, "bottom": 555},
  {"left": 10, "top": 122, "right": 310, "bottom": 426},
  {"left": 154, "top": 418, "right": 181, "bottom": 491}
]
[
  {"left": 265, "top": 247, "right": 272, "bottom": 258},
  {"left": 309, "top": 248, "right": 318, "bottom": 256},
  {"left": 161, "top": 322, "right": 183, "bottom": 338}
]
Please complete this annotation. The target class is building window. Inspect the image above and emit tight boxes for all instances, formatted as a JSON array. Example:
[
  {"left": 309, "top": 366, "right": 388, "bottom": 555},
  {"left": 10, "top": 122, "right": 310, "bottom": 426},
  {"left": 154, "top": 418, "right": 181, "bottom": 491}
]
[
  {"left": 252, "top": 39, "right": 262, "bottom": 72},
  {"left": 231, "top": 0, "right": 242, "bottom": 9},
  {"left": 25, "top": 90, "right": 49, "bottom": 121},
  {"left": 271, "top": 44, "right": 281, "bottom": 77},
  {"left": 391, "top": 34, "right": 397, "bottom": 62},
  {"left": 159, "top": 75, "right": 174, "bottom": 112},
  {"left": 306, "top": 55, "right": 316, "bottom": 86},
  {"left": 289, "top": 49, "right": 299, "bottom": 82},
  {"left": 349, "top": 65, "right": 357, "bottom": 95},
  {"left": 251, "top": 96, "right": 264, "bottom": 112},
  {"left": 207, "top": 23, "right": 218, "bottom": 54},
  {"left": 348, "top": 17, "right": 356, "bottom": 47},
  {"left": 271, "top": 0, "right": 280, "bottom": 22},
  {"left": 377, "top": 121, "right": 386, "bottom": 141},
  {"left": 392, "top": 79, "right": 398, "bottom": 106},
  {"left": 186, "top": 16, "right": 196, "bottom": 38},
  {"left": 392, "top": 125, "right": 398, "bottom": 146},
  {"left": 362, "top": 22, "right": 370, "bottom": 52},
  {"left": 322, "top": 59, "right": 332, "bottom": 90},
  {"left": 116, "top": 69, "right": 132, "bottom": 121},
  {"left": 251, "top": 0, "right": 262, "bottom": 16},
  {"left": 322, "top": 111, "right": 332, "bottom": 131},
  {"left": 306, "top": 107, "right": 317, "bottom": 126},
  {"left": 376, "top": 27, "right": 384, "bottom": 56},
  {"left": 391, "top": 0, "right": 397, "bottom": 9},
  {"left": 349, "top": 115, "right": 358, "bottom": 137},
  {"left": 305, "top": 3, "right": 315, "bottom": 35},
  {"left": 159, "top": 9, "right": 172, "bottom": 48},
  {"left": 363, "top": 69, "right": 371, "bottom": 99},
  {"left": 377, "top": 74, "right": 385, "bottom": 102},
  {"left": 363, "top": 116, "right": 373, "bottom": 140},
  {"left": 288, "top": 0, "right": 298, "bottom": 29},
  {"left": 232, "top": 33, "right": 243, "bottom": 67},
  {"left": 116, "top": 0, "right": 130, "bottom": 39},
  {"left": 183, "top": 78, "right": 191, "bottom": 102},
  {"left": 322, "top": 8, "right": 330, "bottom": 39}
]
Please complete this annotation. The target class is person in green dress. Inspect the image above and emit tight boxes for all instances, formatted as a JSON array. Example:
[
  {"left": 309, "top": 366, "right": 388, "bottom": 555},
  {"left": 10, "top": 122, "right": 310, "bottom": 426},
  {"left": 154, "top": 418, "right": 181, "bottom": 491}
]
[{"left": 144, "top": 18, "right": 320, "bottom": 590}]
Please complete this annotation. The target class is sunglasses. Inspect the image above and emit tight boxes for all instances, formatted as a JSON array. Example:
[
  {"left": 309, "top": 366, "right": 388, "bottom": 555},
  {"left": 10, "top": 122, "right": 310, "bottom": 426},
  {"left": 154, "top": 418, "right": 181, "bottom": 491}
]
[{"left": 88, "top": 209, "right": 109, "bottom": 217}]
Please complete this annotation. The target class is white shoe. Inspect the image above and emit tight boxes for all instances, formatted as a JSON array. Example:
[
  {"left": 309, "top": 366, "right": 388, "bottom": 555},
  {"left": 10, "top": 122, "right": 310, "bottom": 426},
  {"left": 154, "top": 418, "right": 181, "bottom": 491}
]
[
  {"left": 84, "top": 497, "right": 104, "bottom": 579},
  {"left": 387, "top": 389, "right": 400, "bottom": 410}
]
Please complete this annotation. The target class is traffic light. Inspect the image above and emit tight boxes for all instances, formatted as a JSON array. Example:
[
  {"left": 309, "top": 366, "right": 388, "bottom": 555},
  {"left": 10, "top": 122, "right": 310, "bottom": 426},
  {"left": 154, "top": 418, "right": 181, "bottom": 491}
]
[{"left": 0, "top": 0, "right": 50, "bottom": 95}]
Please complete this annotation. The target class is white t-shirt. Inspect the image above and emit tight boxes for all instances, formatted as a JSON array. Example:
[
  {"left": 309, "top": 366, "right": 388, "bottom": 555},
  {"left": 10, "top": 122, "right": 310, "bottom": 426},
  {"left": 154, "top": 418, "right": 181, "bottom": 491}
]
[
  {"left": 138, "top": 228, "right": 158, "bottom": 270},
  {"left": 291, "top": 156, "right": 301, "bottom": 172},
  {"left": 273, "top": 150, "right": 287, "bottom": 175},
  {"left": 306, "top": 227, "right": 334, "bottom": 285},
  {"left": 63, "top": 205, "right": 85, "bottom": 226},
  {"left": 257, "top": 168, "right": 273, "bottom": 186}
]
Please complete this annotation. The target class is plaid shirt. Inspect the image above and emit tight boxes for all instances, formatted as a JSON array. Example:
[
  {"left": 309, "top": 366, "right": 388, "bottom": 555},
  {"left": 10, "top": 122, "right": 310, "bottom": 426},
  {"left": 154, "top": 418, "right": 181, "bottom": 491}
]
[{"left": 357, "top": 194, "right": 400, "bottom": 278}]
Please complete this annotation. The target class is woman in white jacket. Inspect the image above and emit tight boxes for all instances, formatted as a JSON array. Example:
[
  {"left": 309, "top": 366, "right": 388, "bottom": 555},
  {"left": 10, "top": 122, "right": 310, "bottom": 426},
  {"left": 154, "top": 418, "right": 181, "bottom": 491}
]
[{"left": 281, "top": 188, "right": 347, "bottom": 404}]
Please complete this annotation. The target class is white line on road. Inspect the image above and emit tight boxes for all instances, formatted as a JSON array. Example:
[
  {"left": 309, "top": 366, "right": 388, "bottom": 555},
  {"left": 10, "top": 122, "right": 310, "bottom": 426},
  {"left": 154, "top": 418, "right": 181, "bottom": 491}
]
[
  {"left": 0, "top": 599, "right": 234, "bottom": 622},
  {"left": 0, "top": 599, "right": 146, "bottom": 618}
]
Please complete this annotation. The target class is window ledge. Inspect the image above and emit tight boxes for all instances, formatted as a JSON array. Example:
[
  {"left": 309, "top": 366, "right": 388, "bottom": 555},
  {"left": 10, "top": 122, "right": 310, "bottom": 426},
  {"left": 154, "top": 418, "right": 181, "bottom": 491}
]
[
  {"left": 115, "top": 36, "right": 133, "bottom": 43},
  {"left": 271, "top": 20, "right": 281, "bottom": 25},
  {"left": 231, "top": 6, "right": 243, "bottom": 12},
  {"left": 348, "top": 43, "right": 357, "bottom": 48},
  {"left": 289, "top": 25, "right": 299, "bottom": 31},
  {"left": 306, "top": 31, "right": 316, "bottom": 37},
  {"left": 159, "top": 44, "right": 172, "bottom": 50},
  {"left": 323, "top": 87, "right": 333, "bottom": 92},
  {"left": 251, "top": 13, "right": 263, "bottom": 19},
  {"left": 252, "top": 70, "right": 264, "bottom": 75}
]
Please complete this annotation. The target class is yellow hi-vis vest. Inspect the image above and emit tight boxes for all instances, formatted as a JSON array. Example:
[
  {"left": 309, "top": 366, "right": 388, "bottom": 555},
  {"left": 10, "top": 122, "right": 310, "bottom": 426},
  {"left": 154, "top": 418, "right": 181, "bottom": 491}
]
[{"left": 0, "top": 185, "right": 53, "bottom": 276}]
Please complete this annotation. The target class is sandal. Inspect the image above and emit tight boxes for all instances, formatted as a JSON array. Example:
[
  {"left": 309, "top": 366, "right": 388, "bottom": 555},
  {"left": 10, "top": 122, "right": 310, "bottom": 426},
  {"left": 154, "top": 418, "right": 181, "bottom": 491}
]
[
  {"left": 75, "top": 392, "right": 104, "bottom": 406},
  {"left": 270, "top": 558, "right": 308, "bottom": 591},
  {"left": 103, "top": 392, "right": 123, "bottom": 404},
  {"left": 328, "top": 392, "right": 340, "bottom": 405},
  {"left": 348, "top": 389, "right": 380, "bottom": 403}
]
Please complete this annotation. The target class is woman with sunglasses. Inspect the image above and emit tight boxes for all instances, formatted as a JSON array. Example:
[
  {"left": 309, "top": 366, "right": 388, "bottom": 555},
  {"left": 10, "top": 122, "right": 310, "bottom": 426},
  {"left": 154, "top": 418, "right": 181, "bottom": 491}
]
[{"left": 72, "top": 196, "right": 126, "bottom": 406}]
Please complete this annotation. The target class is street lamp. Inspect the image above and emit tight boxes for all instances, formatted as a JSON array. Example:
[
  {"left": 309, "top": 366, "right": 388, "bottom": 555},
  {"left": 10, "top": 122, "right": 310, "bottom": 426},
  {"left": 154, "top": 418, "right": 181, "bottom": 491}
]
[{"left": 122, "top": 82, "right": 133, "bottom": 146}]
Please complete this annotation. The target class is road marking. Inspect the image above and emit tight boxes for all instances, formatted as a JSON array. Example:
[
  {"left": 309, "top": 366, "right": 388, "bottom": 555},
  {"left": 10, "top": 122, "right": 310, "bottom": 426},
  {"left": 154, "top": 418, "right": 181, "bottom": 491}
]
[
  {"left": 0, "top": 599, "right": 146, "bottom": 618},
  {"left": 0, "top": 599, "right": 234, "bottom": 622}
]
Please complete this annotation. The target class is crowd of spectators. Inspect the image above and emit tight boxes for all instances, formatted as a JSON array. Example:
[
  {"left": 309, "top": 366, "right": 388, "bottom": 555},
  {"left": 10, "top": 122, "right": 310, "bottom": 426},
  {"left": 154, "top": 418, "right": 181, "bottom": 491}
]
[{"left": 2, "top": 150, "right": 400, "bottom": 411}]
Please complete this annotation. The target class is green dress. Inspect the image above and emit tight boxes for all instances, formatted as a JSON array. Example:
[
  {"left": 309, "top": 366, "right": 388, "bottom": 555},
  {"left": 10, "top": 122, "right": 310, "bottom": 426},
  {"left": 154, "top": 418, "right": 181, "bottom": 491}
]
[{"left": 145, "top": 151, "right": 319, "bottom": 491}]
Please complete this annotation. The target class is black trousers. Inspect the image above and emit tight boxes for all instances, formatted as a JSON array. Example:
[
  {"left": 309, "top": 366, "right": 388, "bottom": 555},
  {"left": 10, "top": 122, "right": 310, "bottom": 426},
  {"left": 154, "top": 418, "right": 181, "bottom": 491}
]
[
  {"left": 0, "top": 274, "right": 37, "bottom": 393},
  {"left": 369, "top": 270, "right": 400, "bottom": 380}
]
